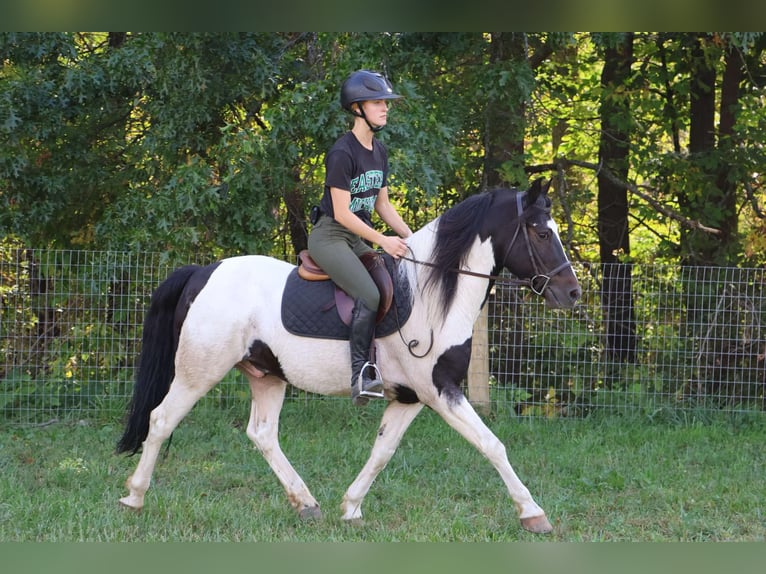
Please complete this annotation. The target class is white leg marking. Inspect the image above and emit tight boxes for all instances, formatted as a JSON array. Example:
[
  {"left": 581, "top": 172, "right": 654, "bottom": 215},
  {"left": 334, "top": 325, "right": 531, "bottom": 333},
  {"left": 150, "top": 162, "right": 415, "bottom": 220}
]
[
  {"left": 120, "top": 376, "right": 212, "bottom": 510},
  {"left": 429, "top": 396, "right": 546, "bottom": 520},
  {"left": 341, "top": 401, "right": 424, "bottom": 521},
  {"left": 246, "top": 376, "right": 320, "bottom": 517}
]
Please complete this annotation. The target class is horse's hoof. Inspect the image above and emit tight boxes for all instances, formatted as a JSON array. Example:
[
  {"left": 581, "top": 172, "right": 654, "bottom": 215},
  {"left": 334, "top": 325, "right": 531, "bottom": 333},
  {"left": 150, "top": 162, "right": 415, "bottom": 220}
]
[
  {"left": 118, "top": 497, "right": 143, "bottom": 512},
  {"left": 520, "top": 514, "right": 553, "bottom": 534},
  {"left": 299, "top": 505, "right": 322, "bottom": 520},
  {"left": 343, "top": 517, "right": 365, "bottom": 527}
]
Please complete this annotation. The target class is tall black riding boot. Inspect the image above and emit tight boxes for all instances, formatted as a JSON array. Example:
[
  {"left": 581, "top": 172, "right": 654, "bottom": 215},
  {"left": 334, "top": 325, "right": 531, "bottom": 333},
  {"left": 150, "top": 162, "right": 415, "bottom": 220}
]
[{"left": 349, "top": 299, "right": 384, "bottom": 406}]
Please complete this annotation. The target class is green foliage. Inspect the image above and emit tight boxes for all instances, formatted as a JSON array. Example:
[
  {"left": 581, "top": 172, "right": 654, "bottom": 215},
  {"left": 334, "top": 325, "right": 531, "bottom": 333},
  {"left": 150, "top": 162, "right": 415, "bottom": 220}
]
[
  {"left": 3, "top": 32, "right": 764, "bottom": 266},
  {"left": 3, "top": 32, "right": 766, "bottom": 419}
]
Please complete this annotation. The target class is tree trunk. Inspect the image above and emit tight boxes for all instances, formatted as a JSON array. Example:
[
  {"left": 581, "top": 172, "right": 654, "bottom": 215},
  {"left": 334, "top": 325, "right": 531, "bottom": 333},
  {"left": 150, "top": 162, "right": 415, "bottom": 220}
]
[
  {"left": 680, "top": 33, "right": 739, "bottom": 266},
  {"left": 284, "top": 167, "right": 308, "bottom": 257},
  {"left": 714, "top": 41, "right": 743, "bottom": 245},
  {"left": 483, "top": 32, "right": 527, "bottom": 189},
  {"left": 598, "top": 33, "right": 637, "bottom": 363},
  {"left": 108, "top": 32, "right": 127, "bottom": 48}
]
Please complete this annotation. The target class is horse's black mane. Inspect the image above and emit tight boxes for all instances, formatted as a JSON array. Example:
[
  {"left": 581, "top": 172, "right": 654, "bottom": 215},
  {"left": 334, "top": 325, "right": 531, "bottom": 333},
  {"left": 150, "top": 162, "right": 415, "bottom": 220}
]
[{"left": 424, "top": 190, "right": 498, "bottom": 316}]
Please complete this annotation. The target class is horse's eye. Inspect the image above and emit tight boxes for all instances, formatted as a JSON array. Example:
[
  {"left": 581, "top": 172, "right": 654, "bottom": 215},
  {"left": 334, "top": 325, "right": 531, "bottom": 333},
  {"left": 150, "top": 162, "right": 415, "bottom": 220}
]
[{"left": 532, "top": 226, "right": 550, "bottom": 240}]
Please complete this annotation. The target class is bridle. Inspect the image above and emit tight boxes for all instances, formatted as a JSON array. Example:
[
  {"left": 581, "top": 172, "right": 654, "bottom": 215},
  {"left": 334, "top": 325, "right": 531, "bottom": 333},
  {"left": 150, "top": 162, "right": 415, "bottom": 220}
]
[
  {"left": 401, "top": 193, "right": 572, "bottom": 296},
  {"left": 395, "top": 191, "right": 572, "bottom": 359}
]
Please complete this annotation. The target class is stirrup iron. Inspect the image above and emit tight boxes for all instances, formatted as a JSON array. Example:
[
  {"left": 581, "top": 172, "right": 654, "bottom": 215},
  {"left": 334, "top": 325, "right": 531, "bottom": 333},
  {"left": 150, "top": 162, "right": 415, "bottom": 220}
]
[{"left": 357, "top": 361, "right": 385, "bottom": 399}]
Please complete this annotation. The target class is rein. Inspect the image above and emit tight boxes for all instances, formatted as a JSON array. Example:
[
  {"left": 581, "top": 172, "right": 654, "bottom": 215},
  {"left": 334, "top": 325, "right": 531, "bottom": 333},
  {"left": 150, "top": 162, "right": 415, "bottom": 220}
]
[
  {"left": 400, "top": 254, "right": 535, "bottom": 288},
  {"left": 401, "top": 193, "right": 572, "bottom": 296}
]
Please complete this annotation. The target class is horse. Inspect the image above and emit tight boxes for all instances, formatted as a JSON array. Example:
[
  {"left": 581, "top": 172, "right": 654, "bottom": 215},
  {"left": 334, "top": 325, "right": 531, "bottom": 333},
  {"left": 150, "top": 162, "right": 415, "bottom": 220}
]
[{"left": 116, "top": 177, "right": 581, "bottom": 534}]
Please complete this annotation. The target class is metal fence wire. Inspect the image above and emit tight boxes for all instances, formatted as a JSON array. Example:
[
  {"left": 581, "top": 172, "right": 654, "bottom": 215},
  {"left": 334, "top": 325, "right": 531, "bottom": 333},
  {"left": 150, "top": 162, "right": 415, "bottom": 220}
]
[{"left": 1, "top": 249, "right": 765, "bottom": 423}]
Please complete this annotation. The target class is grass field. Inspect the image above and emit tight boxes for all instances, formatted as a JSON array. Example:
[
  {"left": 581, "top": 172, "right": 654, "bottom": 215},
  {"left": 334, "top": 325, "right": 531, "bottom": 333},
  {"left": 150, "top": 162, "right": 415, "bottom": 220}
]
[{"left": 0, "top": 397, "right": 763, "bottom": 542}]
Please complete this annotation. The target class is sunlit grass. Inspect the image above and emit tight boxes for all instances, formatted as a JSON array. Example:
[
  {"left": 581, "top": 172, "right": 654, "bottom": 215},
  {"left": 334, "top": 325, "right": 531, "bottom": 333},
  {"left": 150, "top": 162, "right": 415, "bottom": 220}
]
[{"left": 0, "top": 398, "right": 763, "bottom": 541}]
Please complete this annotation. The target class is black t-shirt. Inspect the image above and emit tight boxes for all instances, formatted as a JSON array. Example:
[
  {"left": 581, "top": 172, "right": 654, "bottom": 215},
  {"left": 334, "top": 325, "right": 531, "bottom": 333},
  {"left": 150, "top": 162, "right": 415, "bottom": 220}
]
[{"left": 319, "top": 131, "right": 389, "bottom": 227}]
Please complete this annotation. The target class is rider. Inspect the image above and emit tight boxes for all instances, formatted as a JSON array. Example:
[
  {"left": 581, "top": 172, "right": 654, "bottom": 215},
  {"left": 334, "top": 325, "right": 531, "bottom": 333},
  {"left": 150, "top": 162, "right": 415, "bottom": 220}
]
[{"left": 307, "top": 70, "right": 412, "bottom": 406}]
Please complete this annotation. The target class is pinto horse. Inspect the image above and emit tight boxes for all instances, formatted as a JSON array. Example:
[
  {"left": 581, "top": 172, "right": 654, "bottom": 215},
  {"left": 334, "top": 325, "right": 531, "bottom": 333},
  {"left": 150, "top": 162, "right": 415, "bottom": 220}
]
[{"left": 116, "top": 178, "right": 580, "bottom": 534}]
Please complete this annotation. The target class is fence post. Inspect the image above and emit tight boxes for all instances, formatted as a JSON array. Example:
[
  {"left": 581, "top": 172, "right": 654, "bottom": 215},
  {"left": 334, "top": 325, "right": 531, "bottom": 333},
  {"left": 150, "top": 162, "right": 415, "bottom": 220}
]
[{"left": 468, "top": 304, "right": 490, "bottom": 414}]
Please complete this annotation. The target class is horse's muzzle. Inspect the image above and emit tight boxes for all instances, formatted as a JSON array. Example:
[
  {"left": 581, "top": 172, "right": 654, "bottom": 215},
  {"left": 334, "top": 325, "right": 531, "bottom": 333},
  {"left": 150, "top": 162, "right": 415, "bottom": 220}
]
[{"left": 542, "top": 268, "right": 581, "bottom": 309}]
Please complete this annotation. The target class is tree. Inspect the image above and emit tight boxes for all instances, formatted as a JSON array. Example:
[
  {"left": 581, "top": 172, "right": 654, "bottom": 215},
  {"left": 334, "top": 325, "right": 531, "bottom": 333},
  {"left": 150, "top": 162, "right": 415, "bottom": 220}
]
[
  {"left": 680, "top": 33, "right": 737, "bottom": 266},
  {"left": 2, "top": 32, "right": 765, "bottom": 271},
  {"left": 647, "top": 32, "right": 765, "bottom": 267},
  {"left": 595, "top": 33, "right": 638, "bottom": 363},
  {"left": 482, "top": 32, "right": 530, "bottom": 188},
  {"left": 0, "top": 33, "right": 134, "bottom": 247}
]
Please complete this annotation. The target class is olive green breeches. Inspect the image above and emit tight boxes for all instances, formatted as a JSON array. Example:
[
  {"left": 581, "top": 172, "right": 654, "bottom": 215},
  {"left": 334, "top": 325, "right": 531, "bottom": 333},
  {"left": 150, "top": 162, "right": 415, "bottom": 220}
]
[{"left": 307, "top": 215, "right": 380, "bottom": 310}]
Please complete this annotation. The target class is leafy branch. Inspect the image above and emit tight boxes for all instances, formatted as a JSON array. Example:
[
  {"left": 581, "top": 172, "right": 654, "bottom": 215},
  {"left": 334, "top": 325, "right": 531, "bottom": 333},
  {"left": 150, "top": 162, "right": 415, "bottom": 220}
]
[{"left": 529, "top": 159, "right": 722, "bottom": 236}]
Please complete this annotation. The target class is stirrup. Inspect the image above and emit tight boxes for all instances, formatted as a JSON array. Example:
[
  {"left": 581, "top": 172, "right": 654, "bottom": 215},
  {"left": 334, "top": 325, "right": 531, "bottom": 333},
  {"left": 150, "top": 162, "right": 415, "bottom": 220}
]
[{"left": 355, "top": 362, "right": 385, "bottom": 400}]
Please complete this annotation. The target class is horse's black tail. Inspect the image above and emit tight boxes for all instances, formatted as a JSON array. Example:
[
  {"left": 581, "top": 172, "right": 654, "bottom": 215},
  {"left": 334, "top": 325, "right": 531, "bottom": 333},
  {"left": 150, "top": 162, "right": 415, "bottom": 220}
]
[{"left": 116, "top": 265, "right": 202, "bottom": 455}]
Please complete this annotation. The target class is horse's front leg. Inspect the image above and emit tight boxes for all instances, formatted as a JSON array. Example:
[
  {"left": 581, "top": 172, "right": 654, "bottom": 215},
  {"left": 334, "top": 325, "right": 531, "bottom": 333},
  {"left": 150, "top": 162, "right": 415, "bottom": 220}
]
[
  {"left": 341, "top": 400, "right": 424, "bottom": 521},
  {"left": 429, "top": 396, "right": 553, "bottom": 534},
  {"left": 245, "top": 375, "right": 321, "bottom": 519}
]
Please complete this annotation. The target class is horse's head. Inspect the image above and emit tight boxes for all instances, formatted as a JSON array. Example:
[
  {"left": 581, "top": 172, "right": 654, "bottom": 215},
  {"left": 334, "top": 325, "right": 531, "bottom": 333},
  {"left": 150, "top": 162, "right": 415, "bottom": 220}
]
[{"left": 492, "top": 179, "right": 581, "bottom": 309}]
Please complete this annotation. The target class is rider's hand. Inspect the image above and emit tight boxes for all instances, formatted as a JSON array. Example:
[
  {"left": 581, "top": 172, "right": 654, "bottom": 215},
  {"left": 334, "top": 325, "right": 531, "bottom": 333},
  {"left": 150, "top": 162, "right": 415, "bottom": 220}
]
[{"left": 380, "top": 235, "right": 408, "bottom": 259}]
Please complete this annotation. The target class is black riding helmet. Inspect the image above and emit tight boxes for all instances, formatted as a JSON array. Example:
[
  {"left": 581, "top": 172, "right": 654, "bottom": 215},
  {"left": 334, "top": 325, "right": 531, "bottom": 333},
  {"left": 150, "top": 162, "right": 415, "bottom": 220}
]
[{"left": 340, "top": 70, "right": 403, "bottom": 132}]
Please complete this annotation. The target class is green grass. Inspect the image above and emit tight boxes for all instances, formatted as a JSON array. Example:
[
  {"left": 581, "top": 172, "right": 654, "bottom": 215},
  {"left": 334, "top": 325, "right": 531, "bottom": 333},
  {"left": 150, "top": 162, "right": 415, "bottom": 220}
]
[{"left": 0, "top": 398, "right": 763, "bottom": 541}]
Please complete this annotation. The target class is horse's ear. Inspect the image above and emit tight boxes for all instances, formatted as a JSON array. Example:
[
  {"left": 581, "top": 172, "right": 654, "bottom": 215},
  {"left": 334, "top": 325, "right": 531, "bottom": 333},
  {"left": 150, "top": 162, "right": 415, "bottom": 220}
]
[{"left": 526, "top": 177, "right": 550, "bottom": 204}]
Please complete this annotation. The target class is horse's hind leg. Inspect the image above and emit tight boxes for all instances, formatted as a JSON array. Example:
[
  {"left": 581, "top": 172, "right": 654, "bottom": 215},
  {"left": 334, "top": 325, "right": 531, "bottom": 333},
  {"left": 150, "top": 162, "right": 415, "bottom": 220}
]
[
  {"left": 245, "top": 376, "right": 321, "bottom": 519},
  {"left": 341, "top": 401, "right": 424, "bottom": 522},
  {"left": 120, "top": 376, "right": 211, "bottom": 510},
  {"left": 429, "top": 396, "right": 553, "bottom": 534}
]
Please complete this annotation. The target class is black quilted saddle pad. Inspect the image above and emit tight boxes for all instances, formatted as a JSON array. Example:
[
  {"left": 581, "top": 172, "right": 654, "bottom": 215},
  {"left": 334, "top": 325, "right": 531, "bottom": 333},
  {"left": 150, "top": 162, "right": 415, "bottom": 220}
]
[{"left": 281, "top": 255, "right": 413, "bottom": 340}]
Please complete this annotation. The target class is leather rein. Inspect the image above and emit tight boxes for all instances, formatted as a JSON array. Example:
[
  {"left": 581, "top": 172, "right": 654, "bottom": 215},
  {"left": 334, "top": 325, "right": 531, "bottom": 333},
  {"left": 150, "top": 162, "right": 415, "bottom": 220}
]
[{"left": 400, "top": 192, "right": 572, "bottom": 296}]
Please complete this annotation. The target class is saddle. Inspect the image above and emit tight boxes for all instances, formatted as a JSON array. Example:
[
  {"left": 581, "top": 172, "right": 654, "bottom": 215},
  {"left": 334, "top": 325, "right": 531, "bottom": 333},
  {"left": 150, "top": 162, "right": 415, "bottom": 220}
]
[{"left": 296, "top": 250, "right": 393, "bottom": 325}]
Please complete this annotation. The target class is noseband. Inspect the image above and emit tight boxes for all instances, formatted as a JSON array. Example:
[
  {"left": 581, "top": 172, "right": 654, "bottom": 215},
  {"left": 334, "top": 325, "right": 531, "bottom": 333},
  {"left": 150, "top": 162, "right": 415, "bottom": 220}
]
[{"left": 402, "top": 192, "right": 572, "bottom": 295}]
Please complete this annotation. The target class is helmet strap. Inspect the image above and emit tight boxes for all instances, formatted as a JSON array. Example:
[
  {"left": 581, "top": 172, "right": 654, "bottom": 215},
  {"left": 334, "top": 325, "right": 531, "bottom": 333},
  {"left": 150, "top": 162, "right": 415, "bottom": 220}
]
[{"left": 354, "top": 103, "right": 385, "bottom": 133}]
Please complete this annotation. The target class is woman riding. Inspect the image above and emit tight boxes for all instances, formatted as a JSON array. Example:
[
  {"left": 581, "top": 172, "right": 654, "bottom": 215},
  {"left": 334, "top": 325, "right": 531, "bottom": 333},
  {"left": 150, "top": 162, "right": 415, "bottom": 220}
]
[{"left": 307, "top": 70, "right": 412, "bottom": 406}]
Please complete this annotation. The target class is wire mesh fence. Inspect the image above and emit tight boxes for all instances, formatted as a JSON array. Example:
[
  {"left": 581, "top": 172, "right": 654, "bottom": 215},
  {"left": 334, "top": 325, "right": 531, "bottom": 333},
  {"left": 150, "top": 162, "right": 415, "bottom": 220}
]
[
  {"left": 1, "top": 248, "right": 765, "bottom": 423},
  {"left": 482, "top": 263, "right": 766, "bottom": 418}
]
